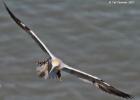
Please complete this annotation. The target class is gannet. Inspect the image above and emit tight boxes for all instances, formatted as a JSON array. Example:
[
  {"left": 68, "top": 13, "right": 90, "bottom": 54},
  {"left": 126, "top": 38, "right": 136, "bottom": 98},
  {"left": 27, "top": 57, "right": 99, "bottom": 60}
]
[{"left": 3, "top": 1, "right": 133, "bottom": 99}]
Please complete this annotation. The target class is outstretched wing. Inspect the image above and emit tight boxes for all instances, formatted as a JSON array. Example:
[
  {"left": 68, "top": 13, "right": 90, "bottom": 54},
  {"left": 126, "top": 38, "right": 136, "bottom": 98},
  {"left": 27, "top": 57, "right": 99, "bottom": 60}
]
[
  {"left": 3, "top": 1, "right": 55, "bottom": 59},
  {"left": 62, "top": 64, "right": 133, "bottom": 99}
]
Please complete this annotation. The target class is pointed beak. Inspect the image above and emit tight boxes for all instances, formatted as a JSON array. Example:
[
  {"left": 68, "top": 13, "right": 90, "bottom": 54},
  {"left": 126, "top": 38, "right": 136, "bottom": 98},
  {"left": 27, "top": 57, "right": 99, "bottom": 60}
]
[{"left": 49, "top": 65, "right": 55, "bottom": 73}]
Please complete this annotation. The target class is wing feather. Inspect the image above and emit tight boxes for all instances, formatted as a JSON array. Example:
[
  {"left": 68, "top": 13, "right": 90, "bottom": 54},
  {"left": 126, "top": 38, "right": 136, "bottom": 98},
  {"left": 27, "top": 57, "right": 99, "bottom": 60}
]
[
  {"left": 3, "top": 1, "right": 55, "bottom": 59},
  {"left": 62, "top": 64, "right": 133, "bottom": 99}
]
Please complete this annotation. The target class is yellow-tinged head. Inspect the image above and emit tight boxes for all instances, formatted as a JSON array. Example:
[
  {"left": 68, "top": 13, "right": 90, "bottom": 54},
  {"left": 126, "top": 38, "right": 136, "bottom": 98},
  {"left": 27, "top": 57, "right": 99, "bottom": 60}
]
[{"left": 51, "top": 58, "right": 61, "bottom": 69}]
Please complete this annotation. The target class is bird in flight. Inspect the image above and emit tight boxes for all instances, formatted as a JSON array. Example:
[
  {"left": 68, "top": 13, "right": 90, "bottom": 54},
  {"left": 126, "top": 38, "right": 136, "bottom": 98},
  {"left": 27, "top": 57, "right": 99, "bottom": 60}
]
[{"left": 3, "top": 1, "right": 133, "bottom": 99}]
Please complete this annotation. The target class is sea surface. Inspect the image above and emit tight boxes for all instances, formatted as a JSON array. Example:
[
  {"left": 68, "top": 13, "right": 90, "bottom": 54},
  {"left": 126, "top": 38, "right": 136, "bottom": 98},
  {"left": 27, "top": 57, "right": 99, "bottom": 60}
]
[{"left": 0, "top": 0, "right": 139, "bottom": 100}]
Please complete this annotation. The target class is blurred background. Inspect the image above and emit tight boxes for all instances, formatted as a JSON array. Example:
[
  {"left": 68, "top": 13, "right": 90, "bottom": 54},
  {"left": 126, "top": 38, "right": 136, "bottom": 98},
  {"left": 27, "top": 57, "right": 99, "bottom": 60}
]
[{"left": 0, "top": 0, "right": 139, "bottom": 100}]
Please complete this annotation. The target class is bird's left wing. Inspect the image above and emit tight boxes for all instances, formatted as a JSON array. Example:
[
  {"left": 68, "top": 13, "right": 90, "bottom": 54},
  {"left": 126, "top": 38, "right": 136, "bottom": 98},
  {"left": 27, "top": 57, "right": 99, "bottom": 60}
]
[
  {"left": 62, "top": 64, "right": 133, "bottom": 99},
  {"left": 3, "top": 1, "right": 55, "bottom": 59}
]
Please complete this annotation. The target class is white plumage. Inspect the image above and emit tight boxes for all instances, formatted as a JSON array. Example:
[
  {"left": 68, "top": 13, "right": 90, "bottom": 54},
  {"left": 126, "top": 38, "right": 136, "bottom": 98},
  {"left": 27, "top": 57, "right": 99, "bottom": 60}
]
[{"left": 3, "top": 1, "right": 133, "bottom": 99}]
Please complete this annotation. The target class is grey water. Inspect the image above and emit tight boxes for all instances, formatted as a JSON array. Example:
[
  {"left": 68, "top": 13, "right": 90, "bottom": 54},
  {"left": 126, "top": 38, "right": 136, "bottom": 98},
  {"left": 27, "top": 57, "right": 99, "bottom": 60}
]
[{"left": 0, "top": 0, "right": 139, "bottom": 100}]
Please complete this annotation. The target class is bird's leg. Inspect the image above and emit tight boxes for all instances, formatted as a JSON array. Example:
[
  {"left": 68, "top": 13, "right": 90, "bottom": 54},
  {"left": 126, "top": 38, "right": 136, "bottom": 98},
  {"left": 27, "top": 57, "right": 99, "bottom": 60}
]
[{"left": 57, "top": 70, "right": 62, "bottom": 80}]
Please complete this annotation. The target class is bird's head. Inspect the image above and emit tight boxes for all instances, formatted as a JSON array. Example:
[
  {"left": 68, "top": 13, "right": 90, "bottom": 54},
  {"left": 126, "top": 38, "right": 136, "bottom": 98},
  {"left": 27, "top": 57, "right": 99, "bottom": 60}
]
[
  {"left": 48, "top": 58, "right": 62, "bottom": 80},
  {"left": 49, "top": 58, "right": 61, "bottom": 73},
  {"left": 36, "top": 58, "right": 61, "bottom": 79}
]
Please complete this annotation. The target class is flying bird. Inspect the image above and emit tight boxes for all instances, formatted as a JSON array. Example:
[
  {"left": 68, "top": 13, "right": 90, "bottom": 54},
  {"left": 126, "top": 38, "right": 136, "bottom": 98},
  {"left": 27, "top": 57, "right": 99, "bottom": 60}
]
[{"left": 3, "top": 1, "right": 133, "bottom": 99}]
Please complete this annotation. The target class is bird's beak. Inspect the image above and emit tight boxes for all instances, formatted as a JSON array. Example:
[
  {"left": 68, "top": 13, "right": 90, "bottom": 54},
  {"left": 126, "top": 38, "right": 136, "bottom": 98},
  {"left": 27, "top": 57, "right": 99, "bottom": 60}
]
[{"left": 49, "top": 65, "right": 56, "bottom": 73}]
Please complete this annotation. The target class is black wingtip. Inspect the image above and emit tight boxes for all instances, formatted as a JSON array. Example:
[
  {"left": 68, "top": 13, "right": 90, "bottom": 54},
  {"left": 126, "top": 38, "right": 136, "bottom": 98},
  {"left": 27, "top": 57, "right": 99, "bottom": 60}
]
[
  {"left": 3, "top": 0, "right": 10, "bottom": 14},
  {"left": 3, "top": 0, "right": 8, "bottom": 11},
  {"left": 96, "top": 81, "right": 134, "bottom": 99},
  {"left": 3, "top": 0, "right": 29, "bottom": 30}
]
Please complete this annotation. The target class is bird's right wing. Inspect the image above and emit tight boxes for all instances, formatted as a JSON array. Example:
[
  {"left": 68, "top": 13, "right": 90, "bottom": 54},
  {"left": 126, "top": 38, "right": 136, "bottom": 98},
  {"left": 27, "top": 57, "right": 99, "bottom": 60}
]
[
  {"left": 3, "top": 1, "right": 55, "bottom": 59},
  {"left": 62, "top": 64, "right": 133, "bottom": 99}
]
